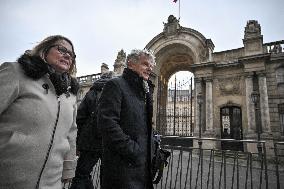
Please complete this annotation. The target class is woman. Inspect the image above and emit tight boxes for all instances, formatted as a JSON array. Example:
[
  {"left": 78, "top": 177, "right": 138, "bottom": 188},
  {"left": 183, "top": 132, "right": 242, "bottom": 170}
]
[{"left": 0, "top": 35, "right": 79, "bottom": 189}]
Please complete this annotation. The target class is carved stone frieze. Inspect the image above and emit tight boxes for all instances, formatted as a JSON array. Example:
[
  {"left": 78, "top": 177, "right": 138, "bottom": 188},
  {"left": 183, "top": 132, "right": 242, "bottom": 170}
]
[
  {"left": 218, "top": 77, "right": 241, "bottom": 96},
  {"left": 114, "top": 49, "right": 126, "bottom": 64},
  {"left": 163, "top": 15, "right": 180, "bottom": 36},
  {"left": 244, "top": 20, "right": 261, "bottom": 39},
  {"left": 198, "top": 48, "right": 208, "bottom": 62},
  {"left": 113, "top": 49, "right": 126, "bottom": 75}
]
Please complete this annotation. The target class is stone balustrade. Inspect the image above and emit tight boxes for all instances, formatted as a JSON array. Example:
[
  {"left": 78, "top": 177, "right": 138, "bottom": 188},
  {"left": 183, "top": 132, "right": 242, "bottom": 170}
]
[
  {"left": 264, "top": 40, "right": 284, "bottom": 54},
  {"left": 77, "top": 73, "right": 101, "bottom": 85}
]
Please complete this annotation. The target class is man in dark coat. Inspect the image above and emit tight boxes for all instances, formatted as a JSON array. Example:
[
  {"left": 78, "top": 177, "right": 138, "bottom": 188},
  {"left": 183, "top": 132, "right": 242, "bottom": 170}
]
[
  {"left": 70, "top": 72, "right": 115, "bottom": 189},
  {"left": 97, "top": 49, "right": 155, "bottom": 189}
]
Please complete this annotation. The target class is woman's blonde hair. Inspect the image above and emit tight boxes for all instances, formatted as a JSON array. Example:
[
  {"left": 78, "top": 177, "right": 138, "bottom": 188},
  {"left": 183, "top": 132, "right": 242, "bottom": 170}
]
[{"left": 30, "top": 35, "right": 77, "bottom": 75}]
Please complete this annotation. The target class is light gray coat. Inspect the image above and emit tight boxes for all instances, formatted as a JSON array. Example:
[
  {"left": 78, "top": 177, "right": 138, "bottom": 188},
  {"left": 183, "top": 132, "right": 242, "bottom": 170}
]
[{"left": 0, "top": 62, "right": 77, "bottom": 189}]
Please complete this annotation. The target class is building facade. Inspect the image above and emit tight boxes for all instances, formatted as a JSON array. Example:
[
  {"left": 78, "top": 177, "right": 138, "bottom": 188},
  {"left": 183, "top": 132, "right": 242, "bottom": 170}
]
[{"left": 77, "top": 16, "right": 284, "bottom": 153}]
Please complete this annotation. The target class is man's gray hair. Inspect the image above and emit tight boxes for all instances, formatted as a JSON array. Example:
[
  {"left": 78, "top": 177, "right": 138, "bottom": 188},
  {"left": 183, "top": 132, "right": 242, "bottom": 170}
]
[{"left": 126, "top": 49, "right": 156, "bottom": 66}]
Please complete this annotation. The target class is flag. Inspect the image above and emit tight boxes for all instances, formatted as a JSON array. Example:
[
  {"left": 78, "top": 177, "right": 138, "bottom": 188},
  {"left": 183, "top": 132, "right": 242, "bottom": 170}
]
[{"left": 173, "top": 0, "right": 178, "bottom": 3}]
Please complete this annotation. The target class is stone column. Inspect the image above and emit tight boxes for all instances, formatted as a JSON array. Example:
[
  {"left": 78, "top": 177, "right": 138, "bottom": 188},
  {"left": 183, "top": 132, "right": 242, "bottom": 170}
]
[
  {"left": 195, "top": 78, "right": 202, "bottom": 133},
  {"left": 258, "top": 73, "right": 271, "bottom": 132},
  {"left": 205, "top": 78, "right": 213, "bottom": 131},
  {"left": 245, "top": 74, "right": 255, "bottom": 133}
]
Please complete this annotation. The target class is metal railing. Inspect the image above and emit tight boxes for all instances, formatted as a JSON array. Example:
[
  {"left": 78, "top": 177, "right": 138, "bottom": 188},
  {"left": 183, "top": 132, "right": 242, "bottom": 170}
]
[
  {"left": 273, "top": 142, "right": 284, "bottom": 189},
  {"left": 85, "top": 137, "right": 283, "bottom": 189}
]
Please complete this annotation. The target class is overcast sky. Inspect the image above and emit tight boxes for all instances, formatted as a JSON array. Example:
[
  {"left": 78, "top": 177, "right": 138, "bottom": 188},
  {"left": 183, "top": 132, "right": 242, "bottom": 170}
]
[{"left": 0, "top": 0, "right": 283, "bottom": 77}]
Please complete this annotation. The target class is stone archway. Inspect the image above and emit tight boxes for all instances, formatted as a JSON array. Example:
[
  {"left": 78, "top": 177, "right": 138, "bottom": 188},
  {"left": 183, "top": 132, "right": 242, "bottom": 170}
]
[{"left": 145, "top": 15, "right": 215, "bottom": 135}]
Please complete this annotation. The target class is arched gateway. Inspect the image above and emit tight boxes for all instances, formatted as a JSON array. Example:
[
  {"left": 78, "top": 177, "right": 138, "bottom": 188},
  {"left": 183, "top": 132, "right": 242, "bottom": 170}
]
[{"left": 145, "top": 15, "right": 215, "bottom": 141}]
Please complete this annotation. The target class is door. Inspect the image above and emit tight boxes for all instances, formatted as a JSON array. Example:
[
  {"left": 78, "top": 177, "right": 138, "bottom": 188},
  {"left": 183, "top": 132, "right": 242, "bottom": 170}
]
[{"left": 220, "top": 106, "right": 243, "bottom": 151}]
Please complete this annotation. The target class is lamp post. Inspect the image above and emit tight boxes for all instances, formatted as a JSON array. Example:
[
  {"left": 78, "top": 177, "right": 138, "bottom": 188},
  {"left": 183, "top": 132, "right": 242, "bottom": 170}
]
[
  {"left": 197, "top": 92, "right": 203, "bottom": 149},
  {"left": 251, "top": 90, "right": 262, "bottom": 156}
]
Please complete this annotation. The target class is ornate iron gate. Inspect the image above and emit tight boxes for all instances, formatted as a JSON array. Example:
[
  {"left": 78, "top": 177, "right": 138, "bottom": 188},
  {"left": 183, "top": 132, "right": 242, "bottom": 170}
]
[{"left": 156, "top": 74, "right": 194, "bottom": 136}]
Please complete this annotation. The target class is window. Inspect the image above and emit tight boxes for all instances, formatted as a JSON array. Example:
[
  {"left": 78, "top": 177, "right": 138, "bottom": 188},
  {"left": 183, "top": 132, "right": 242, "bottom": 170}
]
[{"left": 279, "top": 103, "right": 284, "bottom": 135}]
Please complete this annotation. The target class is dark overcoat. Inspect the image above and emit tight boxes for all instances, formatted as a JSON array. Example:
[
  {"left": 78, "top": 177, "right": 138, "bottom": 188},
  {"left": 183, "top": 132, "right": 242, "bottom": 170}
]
[
  {"left": 97, "top": 68, "right": 154, "bottom": 189},
  {"left": 76, "top": 78, "right": 108, "bottom": 152}
]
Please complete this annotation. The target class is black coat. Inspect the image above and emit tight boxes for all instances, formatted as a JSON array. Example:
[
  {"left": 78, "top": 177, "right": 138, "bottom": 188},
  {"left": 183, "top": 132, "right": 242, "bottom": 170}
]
[
  {"left": 98, "top": 68, "right": 154, "bottom": 189},
  {"left": 76, "top": 78, "right": 108, "bottom": 152}
]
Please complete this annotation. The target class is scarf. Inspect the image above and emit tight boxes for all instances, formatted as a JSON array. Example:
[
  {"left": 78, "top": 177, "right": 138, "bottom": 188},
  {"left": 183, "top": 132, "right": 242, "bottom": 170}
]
[{"left": 18, "top": 53, "right": 79, "bottom": 96}]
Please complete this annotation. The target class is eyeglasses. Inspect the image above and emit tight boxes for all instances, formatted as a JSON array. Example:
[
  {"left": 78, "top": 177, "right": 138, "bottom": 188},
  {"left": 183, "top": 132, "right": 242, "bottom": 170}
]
[{"left": 50, "top": 45, "right": 76, "bottom": 60}]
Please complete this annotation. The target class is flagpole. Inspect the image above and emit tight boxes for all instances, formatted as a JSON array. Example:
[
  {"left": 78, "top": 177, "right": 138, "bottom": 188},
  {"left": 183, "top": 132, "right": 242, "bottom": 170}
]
[{"left": 178, "top": 0, "right": 180, "bottom": 20}]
